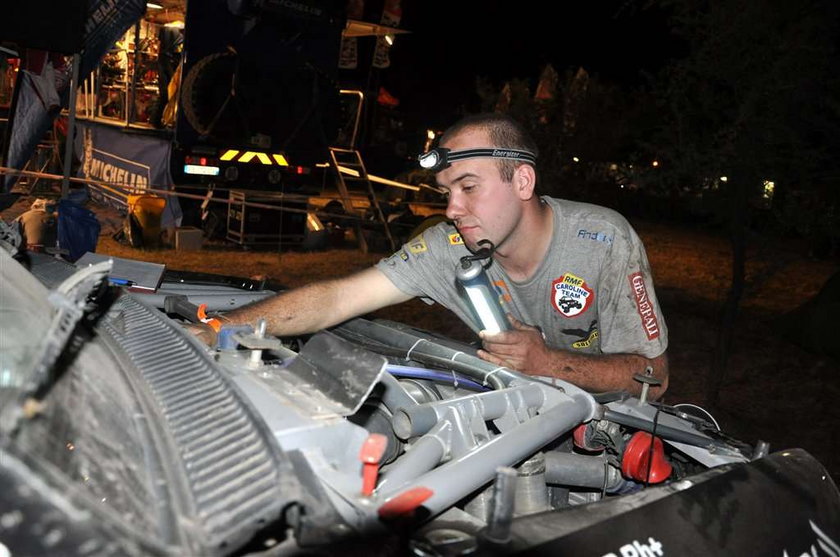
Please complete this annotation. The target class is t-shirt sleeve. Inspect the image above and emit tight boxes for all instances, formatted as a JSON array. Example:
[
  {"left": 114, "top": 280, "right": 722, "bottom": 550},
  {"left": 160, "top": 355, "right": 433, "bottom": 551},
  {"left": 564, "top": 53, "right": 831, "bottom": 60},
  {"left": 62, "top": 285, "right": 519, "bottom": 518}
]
[
  {"left": 374, "top": 223, "right": 462, "bottom": 303},
  {"left": 597, "top": 222, "right": 668, "bottom": 359}
]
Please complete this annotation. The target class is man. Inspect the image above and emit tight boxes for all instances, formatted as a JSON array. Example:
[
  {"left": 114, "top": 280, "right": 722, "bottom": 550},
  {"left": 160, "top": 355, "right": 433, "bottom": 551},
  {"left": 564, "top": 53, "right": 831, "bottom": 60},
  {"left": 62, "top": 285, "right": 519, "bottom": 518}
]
[{"left": 193, "top": 113, "right": 668, "bottom": 397}]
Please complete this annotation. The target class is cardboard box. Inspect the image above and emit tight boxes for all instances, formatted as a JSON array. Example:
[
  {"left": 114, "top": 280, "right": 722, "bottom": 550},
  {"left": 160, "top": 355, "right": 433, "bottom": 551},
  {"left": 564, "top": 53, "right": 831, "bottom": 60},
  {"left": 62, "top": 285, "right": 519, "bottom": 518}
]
[{"left": 175, "top": 227, "right": 204, "bottom": 251}]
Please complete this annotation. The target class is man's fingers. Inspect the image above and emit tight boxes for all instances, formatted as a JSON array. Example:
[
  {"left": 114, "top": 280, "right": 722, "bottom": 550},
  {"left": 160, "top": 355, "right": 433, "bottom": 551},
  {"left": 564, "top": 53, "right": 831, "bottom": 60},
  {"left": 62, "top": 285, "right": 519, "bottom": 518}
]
[
  {"left": 477, "top": 349, "right": 510, "bottom": 368},
  {"left": 508, "top": 314, "right": 539, "bottom": 333},
  {"left": 184, "top": 322, "right": 217, "bottom": 346},
  {"left": 480, "top": 329, "right": 523, "bottom": 345}
]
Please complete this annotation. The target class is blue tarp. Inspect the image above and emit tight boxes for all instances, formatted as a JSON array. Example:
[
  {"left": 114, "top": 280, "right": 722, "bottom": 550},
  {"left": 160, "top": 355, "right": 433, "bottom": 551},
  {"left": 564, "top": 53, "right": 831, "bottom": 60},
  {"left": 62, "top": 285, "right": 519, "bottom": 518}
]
[{"left": 58, "top": 198, "right": 100, "bottom": 262}]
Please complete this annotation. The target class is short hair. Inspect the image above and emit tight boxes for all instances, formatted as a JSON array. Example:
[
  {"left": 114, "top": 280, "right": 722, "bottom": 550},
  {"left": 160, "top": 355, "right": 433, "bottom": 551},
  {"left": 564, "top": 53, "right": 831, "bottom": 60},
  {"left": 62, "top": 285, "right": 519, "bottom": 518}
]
[{"left": 440, "top": 113, "right": 539, "bottom": 182}]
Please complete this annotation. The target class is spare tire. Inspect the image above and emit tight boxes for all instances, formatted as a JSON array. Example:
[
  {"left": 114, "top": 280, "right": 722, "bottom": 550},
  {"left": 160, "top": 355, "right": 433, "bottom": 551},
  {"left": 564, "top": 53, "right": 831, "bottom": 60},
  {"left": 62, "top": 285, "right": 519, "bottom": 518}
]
[{"left": 180, "top": 51, "right": 239, "bottom": 138}]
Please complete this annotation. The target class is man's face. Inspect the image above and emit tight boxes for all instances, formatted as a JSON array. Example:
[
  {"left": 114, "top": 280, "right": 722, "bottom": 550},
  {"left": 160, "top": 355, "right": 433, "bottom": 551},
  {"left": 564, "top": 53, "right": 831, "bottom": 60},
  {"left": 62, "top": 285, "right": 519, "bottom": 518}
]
[{"left": 436, "top": 128, "right": 524, "bottom": 252}]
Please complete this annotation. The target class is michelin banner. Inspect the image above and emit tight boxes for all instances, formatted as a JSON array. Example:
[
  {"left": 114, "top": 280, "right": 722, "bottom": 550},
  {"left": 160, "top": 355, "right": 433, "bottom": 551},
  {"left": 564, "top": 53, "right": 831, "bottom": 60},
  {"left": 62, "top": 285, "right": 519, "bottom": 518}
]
[{"left": 75, "top": 120, "right": 181, "bottom": 227}]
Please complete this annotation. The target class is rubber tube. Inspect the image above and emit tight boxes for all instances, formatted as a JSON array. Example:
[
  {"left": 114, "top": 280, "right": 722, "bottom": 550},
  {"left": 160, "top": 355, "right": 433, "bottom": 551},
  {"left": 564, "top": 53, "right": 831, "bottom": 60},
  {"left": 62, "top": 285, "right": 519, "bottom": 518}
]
[{"left": 386, "top": 364, "right": 488, "bottom": 392}]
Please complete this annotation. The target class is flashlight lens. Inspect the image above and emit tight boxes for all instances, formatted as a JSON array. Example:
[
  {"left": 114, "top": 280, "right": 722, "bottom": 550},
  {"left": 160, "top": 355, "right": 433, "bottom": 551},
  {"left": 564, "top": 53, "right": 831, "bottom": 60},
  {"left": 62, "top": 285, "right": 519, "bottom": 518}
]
[{"left": 419, "top": 151, "right": 439, "bottom": 169}]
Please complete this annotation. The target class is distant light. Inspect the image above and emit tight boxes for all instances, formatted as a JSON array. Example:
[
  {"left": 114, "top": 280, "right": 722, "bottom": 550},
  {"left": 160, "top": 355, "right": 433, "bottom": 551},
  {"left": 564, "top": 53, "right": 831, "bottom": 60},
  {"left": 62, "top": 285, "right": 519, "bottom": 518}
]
[
  {"left": 146, "top": 2, "right": 163, "bottom": 8},
  {"left": 763, "top": 180, "right": 775, "bottom": 200},
  {"left": 384, "top": 33, "right": 395, "bottom": 46},
  {"left": 720, "top": 176, "right": 728, "bottom": 182},
  {"left": 572, "top": 156, "right": 580, "bottom": 163},
  {"left": 619, "top": 184, "right": 625, "bottom": 189},
  {"left": 165, "top": 20, "right": 185, "bottom": 28},
  {"left": 652, "top": 160, "right": 659, "bottom": 167},
  {"left": 426, "top": 129, "right": 436, "bottom": 140}
]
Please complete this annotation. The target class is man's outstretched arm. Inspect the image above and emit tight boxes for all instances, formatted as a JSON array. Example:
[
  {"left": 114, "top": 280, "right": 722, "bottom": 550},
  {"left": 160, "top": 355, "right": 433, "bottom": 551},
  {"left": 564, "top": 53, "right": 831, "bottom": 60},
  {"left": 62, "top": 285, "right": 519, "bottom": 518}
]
[
  {"left": 477, "top": 316, "right": 669, "bottom": 399},
  {"left": 191, "top": 267, "right": 413, "bottom": 343}
]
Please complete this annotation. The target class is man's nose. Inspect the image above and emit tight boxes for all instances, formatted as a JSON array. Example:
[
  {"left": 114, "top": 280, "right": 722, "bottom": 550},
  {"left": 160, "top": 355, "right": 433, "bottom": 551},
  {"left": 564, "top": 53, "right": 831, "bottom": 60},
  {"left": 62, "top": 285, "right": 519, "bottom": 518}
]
[{"left": 445, "top": 193, "right": 464, "bottom": 221}]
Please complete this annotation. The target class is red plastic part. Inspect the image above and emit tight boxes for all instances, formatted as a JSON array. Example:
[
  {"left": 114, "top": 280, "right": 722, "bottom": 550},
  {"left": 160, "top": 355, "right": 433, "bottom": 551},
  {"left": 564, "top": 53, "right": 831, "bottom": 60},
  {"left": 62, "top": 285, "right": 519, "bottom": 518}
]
[
  {"left": 573, "top": 423, "right": 605, "bottom": 452},
  {"left": 621, "top": 431, "right": 673, "bottom": 483},
  {"left": 359, "top": 434, "right": 388, "bottom": 496},
  {"left": 377, "top": 487, "right": 434, "bottom": 519}
]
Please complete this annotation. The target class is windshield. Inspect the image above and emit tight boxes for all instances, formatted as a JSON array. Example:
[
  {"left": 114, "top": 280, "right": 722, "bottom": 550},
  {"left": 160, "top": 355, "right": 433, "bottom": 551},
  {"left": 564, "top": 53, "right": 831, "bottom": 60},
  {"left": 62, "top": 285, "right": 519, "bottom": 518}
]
[{"left": 0, "top": 250, "right": 53, "bottom": 403}]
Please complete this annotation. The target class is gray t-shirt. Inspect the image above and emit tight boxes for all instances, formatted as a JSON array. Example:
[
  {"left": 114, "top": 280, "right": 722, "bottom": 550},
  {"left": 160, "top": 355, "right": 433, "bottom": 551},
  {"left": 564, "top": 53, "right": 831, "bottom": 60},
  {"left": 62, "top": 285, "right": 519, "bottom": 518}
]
[{"left": 376, "top": 197, "right": 668, "bottom": 359}]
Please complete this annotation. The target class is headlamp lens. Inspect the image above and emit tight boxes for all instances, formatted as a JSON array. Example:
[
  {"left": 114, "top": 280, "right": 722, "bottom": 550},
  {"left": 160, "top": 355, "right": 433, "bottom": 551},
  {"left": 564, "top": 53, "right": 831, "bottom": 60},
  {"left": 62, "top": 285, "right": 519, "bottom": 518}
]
[{"left": 418, "top": 148, "right": 449, "bottom": 171}]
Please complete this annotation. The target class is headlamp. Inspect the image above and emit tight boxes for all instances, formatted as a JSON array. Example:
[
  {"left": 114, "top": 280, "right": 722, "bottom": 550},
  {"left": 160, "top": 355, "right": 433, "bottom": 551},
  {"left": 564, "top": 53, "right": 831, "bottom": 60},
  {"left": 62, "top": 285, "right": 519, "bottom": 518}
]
[{"left": 417, "top": 147, "right": 537, "bottom": 173}]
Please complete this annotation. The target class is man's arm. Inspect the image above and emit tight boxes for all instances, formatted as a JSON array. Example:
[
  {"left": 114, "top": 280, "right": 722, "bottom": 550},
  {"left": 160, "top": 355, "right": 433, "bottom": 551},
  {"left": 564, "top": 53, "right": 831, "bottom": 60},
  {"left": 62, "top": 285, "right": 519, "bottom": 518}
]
[
  {"left": 192, "top": 267, "right": 413, "bottom": 342},
  {"left": 477, "top": 317, "right": 669, "bottom": 399}
]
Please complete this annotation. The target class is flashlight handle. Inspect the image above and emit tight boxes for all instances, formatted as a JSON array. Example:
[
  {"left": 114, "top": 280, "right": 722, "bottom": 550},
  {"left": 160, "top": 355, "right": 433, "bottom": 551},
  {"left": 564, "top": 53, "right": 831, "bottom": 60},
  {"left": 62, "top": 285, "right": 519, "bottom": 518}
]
[{"left": 456, "top": 263, "right": 511, "bottom": 334}]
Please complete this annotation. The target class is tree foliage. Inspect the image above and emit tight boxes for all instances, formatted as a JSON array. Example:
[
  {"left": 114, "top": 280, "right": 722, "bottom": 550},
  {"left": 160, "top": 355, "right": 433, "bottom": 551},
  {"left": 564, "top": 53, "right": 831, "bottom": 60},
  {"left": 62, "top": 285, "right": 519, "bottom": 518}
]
[{"left": 653, "top": 0, "right": 840, "bottom": 229}]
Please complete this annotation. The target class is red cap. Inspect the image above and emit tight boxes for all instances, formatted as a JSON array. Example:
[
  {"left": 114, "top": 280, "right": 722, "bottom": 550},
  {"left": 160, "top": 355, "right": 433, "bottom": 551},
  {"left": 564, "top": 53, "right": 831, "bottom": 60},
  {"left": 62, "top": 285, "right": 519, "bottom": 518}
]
[{"left": 621, "top": 431, "right": 672, "bottom": 483}]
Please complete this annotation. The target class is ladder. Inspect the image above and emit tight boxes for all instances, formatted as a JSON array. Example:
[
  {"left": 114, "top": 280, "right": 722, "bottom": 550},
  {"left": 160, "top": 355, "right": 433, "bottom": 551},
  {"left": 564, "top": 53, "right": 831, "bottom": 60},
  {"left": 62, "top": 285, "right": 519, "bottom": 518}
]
[{"left": 328, "top": 147, "right": 396, "bottom": 253}]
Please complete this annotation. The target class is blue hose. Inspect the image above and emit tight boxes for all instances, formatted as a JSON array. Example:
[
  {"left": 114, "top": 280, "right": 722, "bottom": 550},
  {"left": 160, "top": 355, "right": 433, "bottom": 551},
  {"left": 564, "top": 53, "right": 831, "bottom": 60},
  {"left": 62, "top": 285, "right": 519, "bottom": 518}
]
[{"left": 386, "top": 364, "right": 489, "bottom": 391}]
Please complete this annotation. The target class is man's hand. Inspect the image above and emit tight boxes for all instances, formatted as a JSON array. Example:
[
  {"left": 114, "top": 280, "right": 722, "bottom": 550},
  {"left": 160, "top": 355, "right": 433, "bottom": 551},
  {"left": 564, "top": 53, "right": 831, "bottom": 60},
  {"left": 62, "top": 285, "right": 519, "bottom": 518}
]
[
  {"left": 184, "top": 321, "right": 217, "bottom": 347},
  {"left": 477, "top": 315, "right": 550, "bottom": 372}
]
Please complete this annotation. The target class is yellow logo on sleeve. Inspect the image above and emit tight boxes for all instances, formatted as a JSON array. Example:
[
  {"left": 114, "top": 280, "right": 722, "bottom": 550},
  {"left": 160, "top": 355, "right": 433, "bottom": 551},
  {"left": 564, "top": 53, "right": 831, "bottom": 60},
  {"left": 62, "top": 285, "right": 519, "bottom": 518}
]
[
  {"left": 448, "top": 233, "right": 464, "bottom": 245},
  {"left": 408, "top": 235, "right": 428, "bottom": 254}
]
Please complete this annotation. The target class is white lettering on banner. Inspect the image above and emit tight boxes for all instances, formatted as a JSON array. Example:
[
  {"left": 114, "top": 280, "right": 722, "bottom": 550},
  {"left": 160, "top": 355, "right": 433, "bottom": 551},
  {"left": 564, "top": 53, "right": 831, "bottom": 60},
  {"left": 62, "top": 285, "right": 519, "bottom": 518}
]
[
  {"left": 602, "top": 537, "right": 664, "bottom": 557},
  {"left": 629, "top": 272, "right": 660, "bottom": 340},
  {"left": 87, "top": 0, "right": 119, "bottom": 33},
  {"left": 87, "top": 156, "right": 149, "bottom": 190},
  {"left": 278, "top": 0, "right": 323, "bottom": 16}
]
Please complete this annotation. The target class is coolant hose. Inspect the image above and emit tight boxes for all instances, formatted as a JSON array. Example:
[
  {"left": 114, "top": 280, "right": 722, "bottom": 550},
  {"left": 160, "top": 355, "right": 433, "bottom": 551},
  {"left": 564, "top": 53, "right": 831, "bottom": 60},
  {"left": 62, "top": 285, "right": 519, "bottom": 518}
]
[{"left": 386, "top": 364, "right": 488, "bottom": 391}]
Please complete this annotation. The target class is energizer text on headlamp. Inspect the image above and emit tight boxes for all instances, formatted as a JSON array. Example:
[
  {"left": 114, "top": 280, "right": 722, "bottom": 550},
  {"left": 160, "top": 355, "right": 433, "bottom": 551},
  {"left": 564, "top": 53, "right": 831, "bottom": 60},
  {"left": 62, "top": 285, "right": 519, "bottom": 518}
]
[{"left": 418, "top": 147, "right": 538, "bottom": 173}]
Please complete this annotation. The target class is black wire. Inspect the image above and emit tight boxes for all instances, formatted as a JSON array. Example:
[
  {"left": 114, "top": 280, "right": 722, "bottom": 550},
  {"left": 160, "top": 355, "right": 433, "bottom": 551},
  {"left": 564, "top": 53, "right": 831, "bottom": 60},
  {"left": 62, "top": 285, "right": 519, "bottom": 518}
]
[
  {"left": 601, "top": 459, "right": 609, "bottom": 498},
  {"left": 645, "top": 397, "right": 664, "bottom": 487}
]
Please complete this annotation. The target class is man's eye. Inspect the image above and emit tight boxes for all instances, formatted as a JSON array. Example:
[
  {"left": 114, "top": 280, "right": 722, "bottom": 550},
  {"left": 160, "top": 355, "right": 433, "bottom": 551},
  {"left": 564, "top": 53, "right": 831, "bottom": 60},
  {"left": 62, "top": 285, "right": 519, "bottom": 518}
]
[{"left": 463, "top": 185, "right": 476, "bottom": 193}]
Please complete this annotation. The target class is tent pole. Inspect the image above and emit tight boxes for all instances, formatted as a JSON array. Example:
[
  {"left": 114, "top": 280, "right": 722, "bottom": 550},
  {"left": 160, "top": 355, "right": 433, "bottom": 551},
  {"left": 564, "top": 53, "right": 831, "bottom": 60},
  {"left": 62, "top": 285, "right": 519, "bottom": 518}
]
[{"left": 62, "top": 52, "right": 81, "bottom": 198}]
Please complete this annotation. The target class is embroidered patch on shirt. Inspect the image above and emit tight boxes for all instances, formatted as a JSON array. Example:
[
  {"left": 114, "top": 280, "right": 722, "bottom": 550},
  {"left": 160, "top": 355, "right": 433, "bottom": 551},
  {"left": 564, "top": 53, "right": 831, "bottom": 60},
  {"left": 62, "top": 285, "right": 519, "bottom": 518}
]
[
  {"left": 448, "top": 232, "right": 464, "bottom": 245},
  {"left": 493, "top": 280, "right": 512, "bottom": 303},
  {"left": 577, "top": 228, "right": 614, "bottom": 244},
  {"left": 408, "top": 235, "right": 428, "bottom": 254},
  {"left": 628, "top": 271, "right": 660, "bottom": 340},
  {"left": 551, "top": 273, "right": 594, "bottom": 318},
  {"left": 572, "top": 328, "right": 599, "bottom": 349},
  {"left": 385, "top": 249, "right": 410, "bottom": 266}
]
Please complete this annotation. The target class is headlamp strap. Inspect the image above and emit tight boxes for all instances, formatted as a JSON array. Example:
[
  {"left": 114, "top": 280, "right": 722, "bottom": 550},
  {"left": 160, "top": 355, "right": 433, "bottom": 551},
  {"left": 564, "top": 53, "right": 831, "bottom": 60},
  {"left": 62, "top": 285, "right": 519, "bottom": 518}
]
[{"left": 447, "top": 148, "right": 536, "bottom": 166}]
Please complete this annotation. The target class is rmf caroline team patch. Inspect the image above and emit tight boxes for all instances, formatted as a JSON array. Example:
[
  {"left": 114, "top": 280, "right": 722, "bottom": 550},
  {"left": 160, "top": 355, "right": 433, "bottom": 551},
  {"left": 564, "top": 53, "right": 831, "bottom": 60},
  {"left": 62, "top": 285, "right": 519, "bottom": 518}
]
[
  {"left": 448, "top": 232, "right": 463, "bottom": 245},
  {"left": 551, "top": 273, "right": 594, "bottom": 318},
  {"left": 628, "top": 271, "right": 660, "bottom": 340}
]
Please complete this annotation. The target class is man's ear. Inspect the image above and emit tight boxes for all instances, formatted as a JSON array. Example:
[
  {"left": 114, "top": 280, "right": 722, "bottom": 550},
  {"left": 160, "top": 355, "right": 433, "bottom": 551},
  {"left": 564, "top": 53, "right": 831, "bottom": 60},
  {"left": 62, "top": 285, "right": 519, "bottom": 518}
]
[{"left": 514, "top": 164, "right": 537, "bottom": 200}]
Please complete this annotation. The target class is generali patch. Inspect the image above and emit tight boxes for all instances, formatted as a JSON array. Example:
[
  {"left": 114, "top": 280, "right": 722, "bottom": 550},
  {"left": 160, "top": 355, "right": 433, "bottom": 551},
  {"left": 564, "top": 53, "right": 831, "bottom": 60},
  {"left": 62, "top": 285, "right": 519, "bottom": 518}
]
[
  {"left": 551, "top": 273, "right": 594, "bottom": 318},
  {"left": 628, "top": 272, "right": 660, "bottom": 340}
]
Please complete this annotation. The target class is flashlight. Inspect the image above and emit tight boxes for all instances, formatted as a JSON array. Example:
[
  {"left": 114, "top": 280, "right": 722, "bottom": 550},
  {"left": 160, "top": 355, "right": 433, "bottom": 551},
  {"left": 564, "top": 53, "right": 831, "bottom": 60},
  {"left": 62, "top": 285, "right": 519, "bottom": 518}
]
[{"left": 455, "top": 240, "right": 511, "bottom": 334}]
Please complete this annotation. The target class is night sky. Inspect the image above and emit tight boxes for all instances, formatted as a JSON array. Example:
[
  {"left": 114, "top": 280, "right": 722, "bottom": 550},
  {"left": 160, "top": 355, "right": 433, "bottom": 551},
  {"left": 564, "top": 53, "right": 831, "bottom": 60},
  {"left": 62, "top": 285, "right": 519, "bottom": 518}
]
[{"left": 381, "top": 0, "right": 677, "bottom": 128}]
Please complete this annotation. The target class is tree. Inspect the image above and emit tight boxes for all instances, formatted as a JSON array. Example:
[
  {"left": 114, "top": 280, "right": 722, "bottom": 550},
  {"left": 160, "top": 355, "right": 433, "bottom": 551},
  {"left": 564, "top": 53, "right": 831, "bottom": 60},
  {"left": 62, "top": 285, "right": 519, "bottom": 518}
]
[
  {"left": 475, "top": 68, "right": 654, "bottom": 201},
  {"left": 652, "top": 0, "right": 840, "bottom": 404}
]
